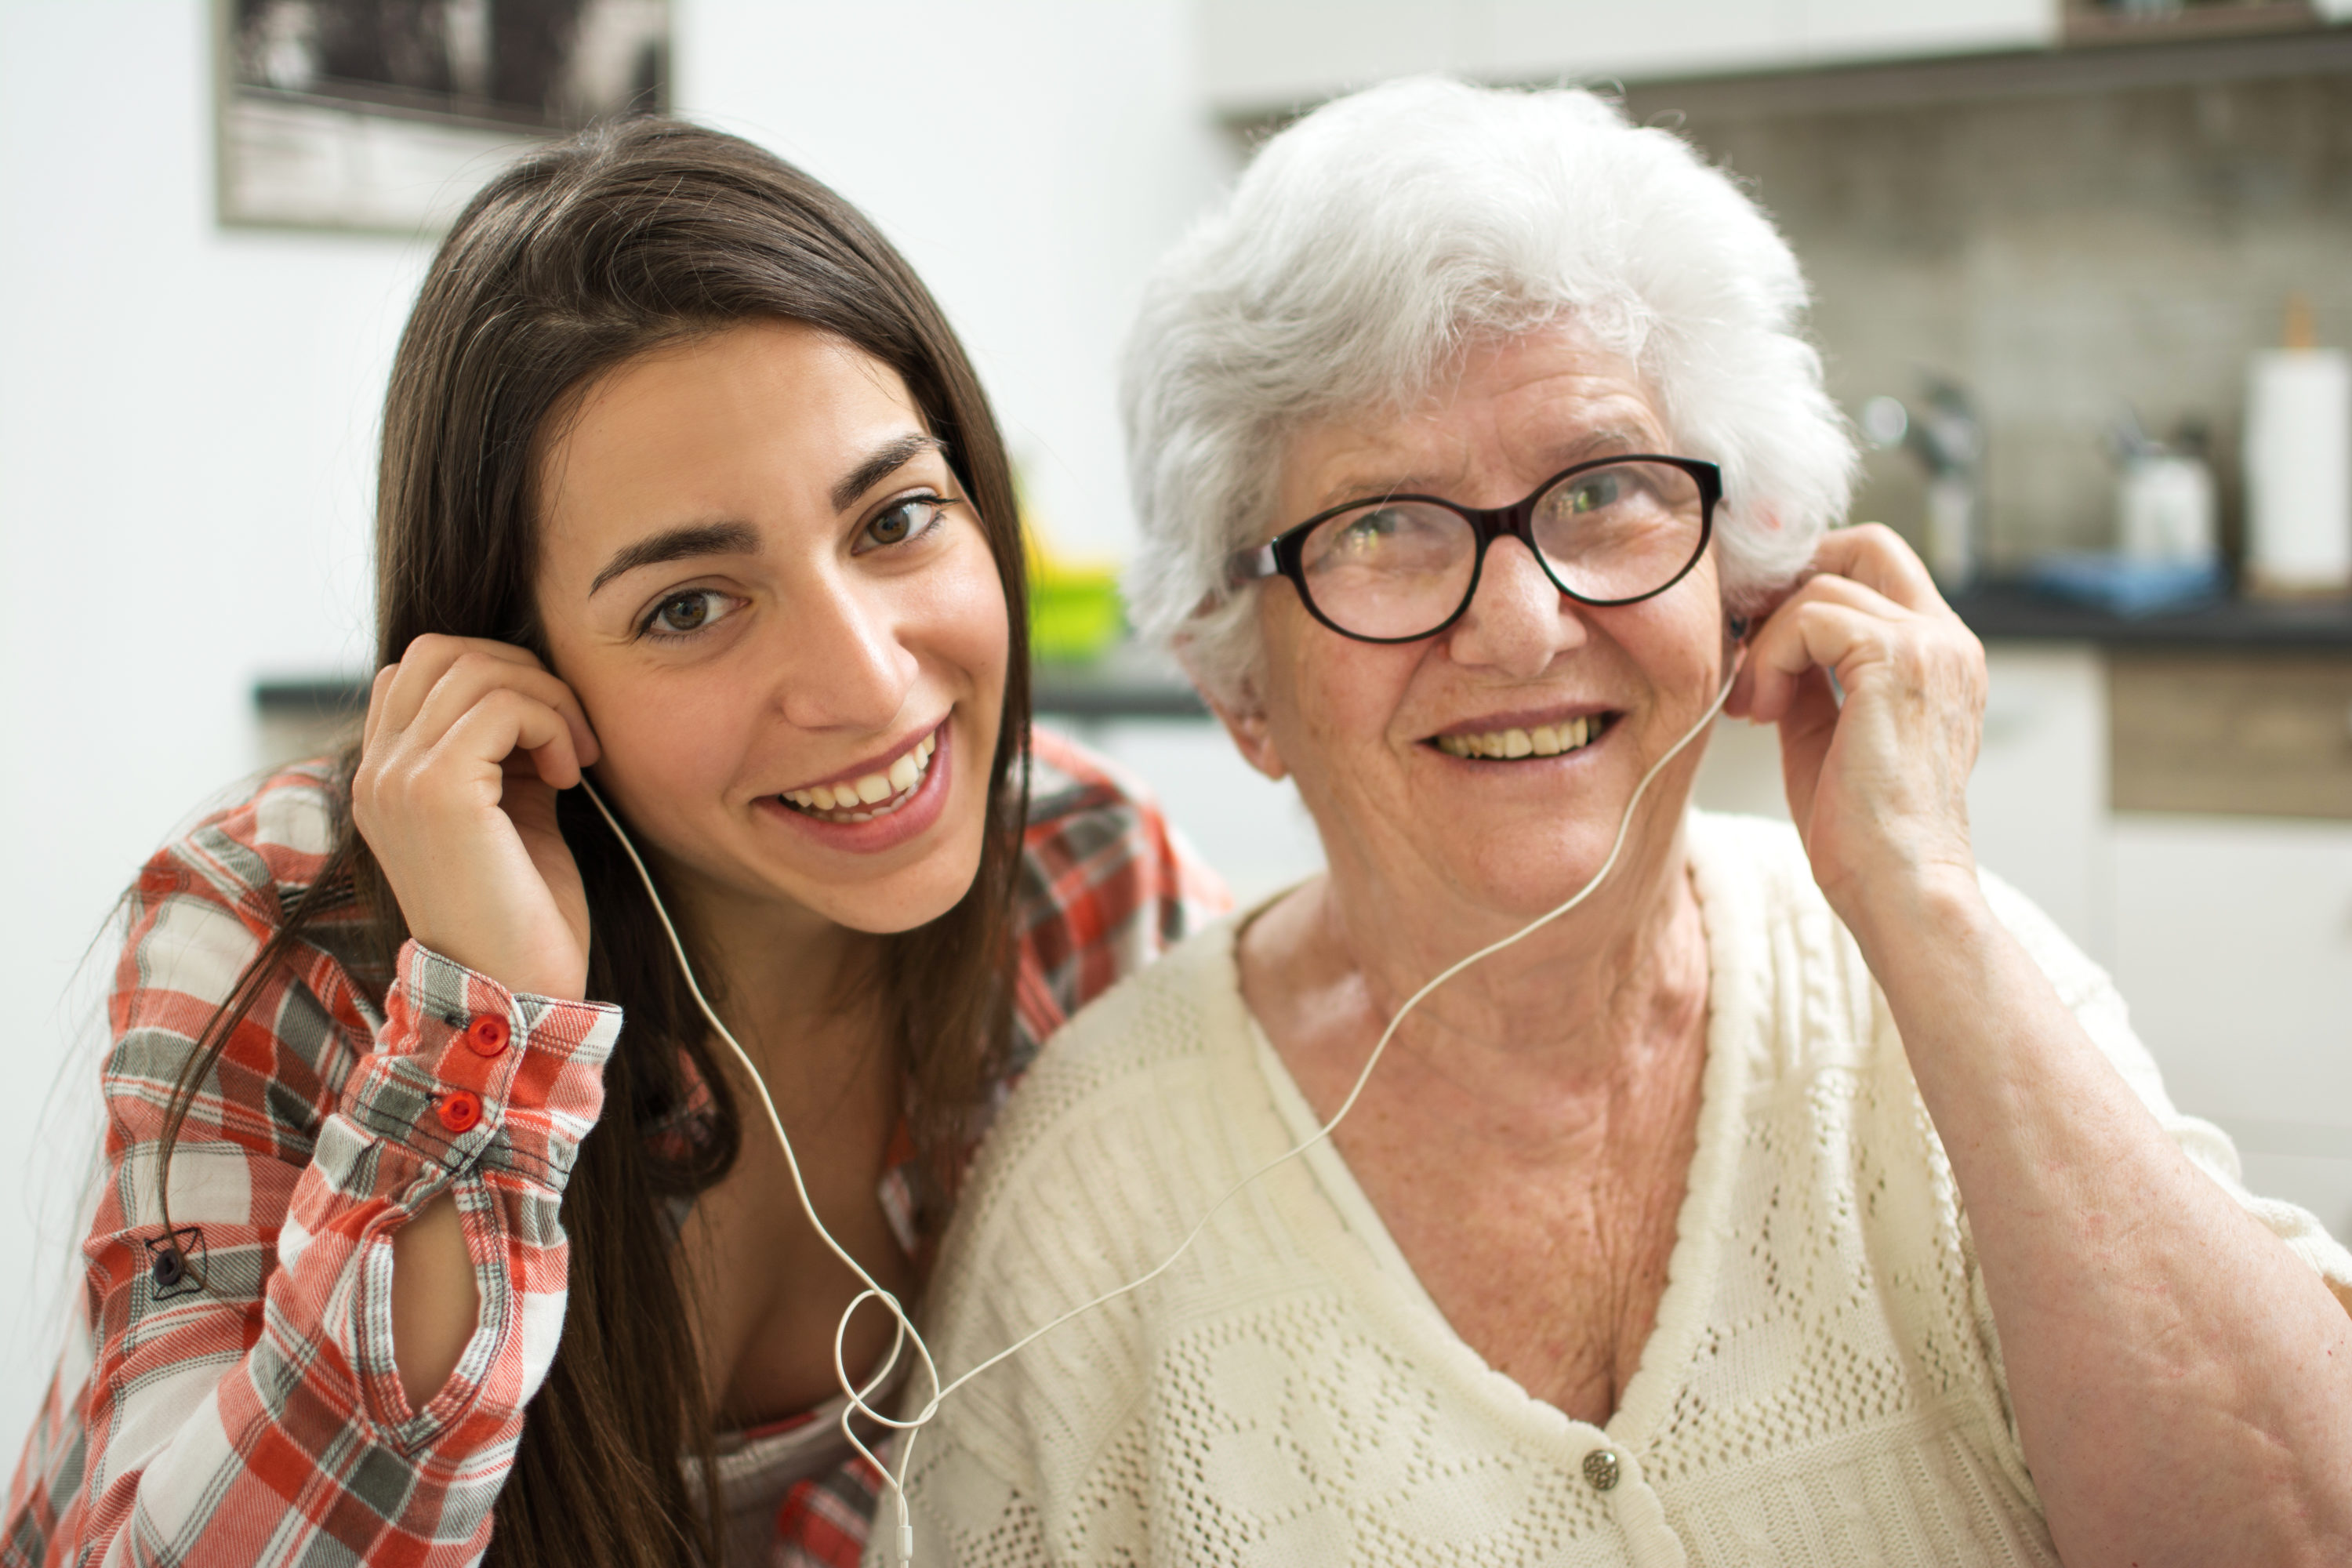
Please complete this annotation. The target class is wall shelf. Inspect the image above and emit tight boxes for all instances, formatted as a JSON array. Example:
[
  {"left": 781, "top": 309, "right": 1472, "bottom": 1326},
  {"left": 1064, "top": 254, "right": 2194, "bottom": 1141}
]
[
  {"left": 1610, "top": 20, "right": 2352, "bottom": 122},
  {"left": 2063, "top": 0, "right": 2321, "bottom": 50}
]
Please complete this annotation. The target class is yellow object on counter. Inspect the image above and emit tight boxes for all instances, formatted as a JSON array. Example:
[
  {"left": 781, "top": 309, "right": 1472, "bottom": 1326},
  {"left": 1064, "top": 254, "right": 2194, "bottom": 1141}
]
[{"left": 1024, "top": 526, "right": 1127, "bottom": 666}]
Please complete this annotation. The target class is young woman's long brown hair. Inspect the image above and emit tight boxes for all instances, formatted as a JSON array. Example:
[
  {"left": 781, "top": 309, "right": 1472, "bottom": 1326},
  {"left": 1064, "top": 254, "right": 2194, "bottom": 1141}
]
[{"left": 151, "top": 118, "right": 1032, "bottom": 1566}]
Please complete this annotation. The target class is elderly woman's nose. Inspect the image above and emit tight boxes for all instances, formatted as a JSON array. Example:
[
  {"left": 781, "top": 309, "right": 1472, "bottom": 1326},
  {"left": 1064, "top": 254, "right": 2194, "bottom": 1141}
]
[{"left": 1446, "top": 539, "right": 1584, "bottom": 674}]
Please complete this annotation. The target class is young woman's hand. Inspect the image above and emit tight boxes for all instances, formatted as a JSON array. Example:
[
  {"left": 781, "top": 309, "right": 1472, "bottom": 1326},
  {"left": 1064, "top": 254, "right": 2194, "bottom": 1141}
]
[
  {"left": 1725, "top": 524, "right": 1988, "bottom": 931},
  {"left": 353, "top": 635, "right": 602, "bottom": 1001}
]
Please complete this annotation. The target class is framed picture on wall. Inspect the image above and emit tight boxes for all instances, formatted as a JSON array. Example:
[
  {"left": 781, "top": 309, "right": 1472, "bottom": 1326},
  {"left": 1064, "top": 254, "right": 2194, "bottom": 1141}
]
[{"left": 216, "top": 1, "right": 670, "bottom": 234}]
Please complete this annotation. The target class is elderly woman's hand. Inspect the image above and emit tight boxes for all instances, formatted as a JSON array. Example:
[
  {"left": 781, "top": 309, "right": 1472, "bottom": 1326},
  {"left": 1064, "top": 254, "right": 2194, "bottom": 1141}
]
[{"left": 1726, "top": 524, "right": 1988, "bottom": 925}]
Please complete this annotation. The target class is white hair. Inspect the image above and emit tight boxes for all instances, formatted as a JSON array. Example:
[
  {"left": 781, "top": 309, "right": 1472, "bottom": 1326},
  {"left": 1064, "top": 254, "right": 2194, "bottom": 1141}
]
[{"left": 1120, "top": 76, "right": 1855, "bottom": 706}]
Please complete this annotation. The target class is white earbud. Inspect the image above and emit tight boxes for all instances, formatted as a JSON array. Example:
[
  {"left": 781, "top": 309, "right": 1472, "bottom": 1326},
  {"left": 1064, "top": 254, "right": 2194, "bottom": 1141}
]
[{"left": 579, "top": 647, "right": 1744, "bottom": 1566}]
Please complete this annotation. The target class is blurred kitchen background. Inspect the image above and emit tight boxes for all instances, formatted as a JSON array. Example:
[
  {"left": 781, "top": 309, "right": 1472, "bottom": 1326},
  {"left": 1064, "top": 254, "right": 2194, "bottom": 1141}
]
[{"left": 4, "top": 0, "right": 2351, "bottom": 1439}]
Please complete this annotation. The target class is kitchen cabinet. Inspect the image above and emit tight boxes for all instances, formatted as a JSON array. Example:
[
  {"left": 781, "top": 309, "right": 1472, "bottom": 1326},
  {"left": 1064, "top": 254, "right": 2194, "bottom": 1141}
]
[
  {"left": 2109, "top": 650, "right": 2352, "bottom": 819},
  {"left": 2110, "top": 815, "right": 2352, "bottom": 1240},
  {"left": 1694, "top": 643, "right": 2110, "bottom": 958},
  {"left": 1463, "top": 0, "right": 2053, "bottom": 85},
  {"left": 1962, "top": 642, "right": 2111, "bottom": 953},
  {"left": 1794, "top": 0, "right": 2054, "bottom": 64},
  {"left": 1198, "top": 0, "right": 2057, "bottom": 115}
]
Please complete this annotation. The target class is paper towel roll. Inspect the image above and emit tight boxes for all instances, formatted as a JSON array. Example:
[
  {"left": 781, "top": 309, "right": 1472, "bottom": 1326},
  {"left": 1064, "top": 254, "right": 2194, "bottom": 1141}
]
[{"left": 2245, "top": 348, "right": 2351, "bottom": 594}]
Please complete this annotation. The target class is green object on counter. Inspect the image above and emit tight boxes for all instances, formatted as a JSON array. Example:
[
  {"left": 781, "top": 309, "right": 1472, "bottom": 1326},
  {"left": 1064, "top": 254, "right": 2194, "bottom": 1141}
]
[{"left": 1029, "top": 566, "right": 1126, "bottom": 665}]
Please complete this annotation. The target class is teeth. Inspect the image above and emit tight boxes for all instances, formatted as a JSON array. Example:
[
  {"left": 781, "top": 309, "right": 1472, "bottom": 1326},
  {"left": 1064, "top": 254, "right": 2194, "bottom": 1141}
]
[
  {"left": 1438, "top": 716, "right": 1599, "bottom": 760},
  {"left": 782, "top": 729, "right": 940, "bottom": 818}
]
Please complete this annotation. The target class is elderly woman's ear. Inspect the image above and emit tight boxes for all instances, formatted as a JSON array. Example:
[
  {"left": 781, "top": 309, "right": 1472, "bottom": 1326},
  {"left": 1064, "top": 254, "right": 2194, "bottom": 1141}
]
[{"left": 1182, "top": 654, "right": 1288, "bottom": 782}]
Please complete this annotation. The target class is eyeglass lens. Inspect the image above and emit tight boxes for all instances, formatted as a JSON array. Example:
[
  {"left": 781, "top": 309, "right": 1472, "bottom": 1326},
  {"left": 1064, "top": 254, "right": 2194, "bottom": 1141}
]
[{"left": 1294, "top": 459, "right": 1708, "bottom": 641}]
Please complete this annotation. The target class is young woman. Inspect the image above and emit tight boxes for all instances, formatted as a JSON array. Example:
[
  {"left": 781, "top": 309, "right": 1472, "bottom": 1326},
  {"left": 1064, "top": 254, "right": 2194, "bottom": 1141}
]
[{"left": 2, "top": 119, "right": 1222, "bottom": 1568}]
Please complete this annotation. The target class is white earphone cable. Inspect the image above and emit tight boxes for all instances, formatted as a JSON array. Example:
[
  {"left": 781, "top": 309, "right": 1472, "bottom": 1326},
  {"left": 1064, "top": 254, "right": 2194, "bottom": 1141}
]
[
  {"left": 579, "top": 646, "right": 1744, "bottom": 1566},
  {"left": 575, "top": 780, "right": 939, "bottom": 1508}
]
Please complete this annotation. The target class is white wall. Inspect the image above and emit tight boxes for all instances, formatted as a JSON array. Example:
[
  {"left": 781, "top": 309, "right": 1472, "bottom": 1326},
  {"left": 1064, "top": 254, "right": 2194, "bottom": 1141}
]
[
  {"left": 0, "top": 0, "right": 430, "bottom": 1443},
  {"left": 676, "top": 0, "right": 1230, "bottom": 564},
  {"left": 0, "top": 0, "right": 1226, "bottom": 1449}
]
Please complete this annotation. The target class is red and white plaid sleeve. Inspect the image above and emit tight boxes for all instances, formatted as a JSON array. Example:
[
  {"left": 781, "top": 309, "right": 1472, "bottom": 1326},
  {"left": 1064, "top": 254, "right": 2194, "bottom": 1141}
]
[
  {"left": 3, "top": 766, "right": 619, "bottom": 1567},
  {"left": 1004, "top": 727, "right": 1232, "bottom": 1065},
  {"left": 777, "top": 726, "right": 1233, "bottom": 1567}
]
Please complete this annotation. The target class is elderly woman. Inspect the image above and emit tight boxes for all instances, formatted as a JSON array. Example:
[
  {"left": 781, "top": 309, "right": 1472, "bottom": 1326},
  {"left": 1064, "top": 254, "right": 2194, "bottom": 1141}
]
[{"left": 883, "top": 79, "right": 2352, "bottom": 1566}]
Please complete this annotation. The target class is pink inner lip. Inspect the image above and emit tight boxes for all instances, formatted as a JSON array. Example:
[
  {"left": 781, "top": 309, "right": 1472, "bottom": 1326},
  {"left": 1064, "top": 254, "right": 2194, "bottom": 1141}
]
[{"left": 777, "top": 720, "right": 944, "bottom": 800}]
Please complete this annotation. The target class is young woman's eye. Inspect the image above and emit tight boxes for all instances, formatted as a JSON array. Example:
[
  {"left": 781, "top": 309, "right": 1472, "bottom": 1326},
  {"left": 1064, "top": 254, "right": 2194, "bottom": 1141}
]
[
  {"left": 859, "top": 495, "right": 948, "bottom": 552},
  {"left": 642, "top": 589, "right": 735, "bottom": 639}
]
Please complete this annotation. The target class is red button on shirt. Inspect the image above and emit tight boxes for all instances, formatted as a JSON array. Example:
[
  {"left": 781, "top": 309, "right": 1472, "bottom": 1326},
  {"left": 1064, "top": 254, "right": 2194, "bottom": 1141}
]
[
  {"left": 436, "top": 1090, "right": 482, "bottom": 1134},
  {"left": 465, "top": 1014, "right": 511, "bottom": 1057}
]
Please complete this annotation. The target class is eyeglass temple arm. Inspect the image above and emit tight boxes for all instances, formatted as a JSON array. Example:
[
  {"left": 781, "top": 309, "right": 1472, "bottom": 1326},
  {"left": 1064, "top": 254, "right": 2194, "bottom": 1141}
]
[{"left": 1224, "top": 542, "right": 1280, "bottom": 590}]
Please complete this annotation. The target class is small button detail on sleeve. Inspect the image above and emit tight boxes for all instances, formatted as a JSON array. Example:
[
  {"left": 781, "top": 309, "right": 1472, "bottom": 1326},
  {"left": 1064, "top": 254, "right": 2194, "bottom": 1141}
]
[
  {"left": 465, "top": 1014, "right": 512, "bottom": 1056},
  {"left": 436, "top": 1089, "right": 483, "bottom": 1134},
  {"left": 1582, "top": 1448, "right": 1621, "bottom": 1492},
  {"left": 142, "top": 1226, "right": 205, "bottom": 1298}
]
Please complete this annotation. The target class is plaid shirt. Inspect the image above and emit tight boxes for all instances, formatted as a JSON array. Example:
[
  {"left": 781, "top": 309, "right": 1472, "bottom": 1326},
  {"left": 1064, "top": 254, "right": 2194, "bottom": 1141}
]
[{"left": 4, "top": 728, "right": 1229, "bottom": 1567}]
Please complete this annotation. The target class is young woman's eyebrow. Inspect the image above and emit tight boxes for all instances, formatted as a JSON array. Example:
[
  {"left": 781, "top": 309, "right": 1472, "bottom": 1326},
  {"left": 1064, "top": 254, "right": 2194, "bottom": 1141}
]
[
  {"left": 589, "top": 520, "right": 760, "bottom": 596},
  {"left": 830, "top": 432, "right": 945, "bottom": 513}
]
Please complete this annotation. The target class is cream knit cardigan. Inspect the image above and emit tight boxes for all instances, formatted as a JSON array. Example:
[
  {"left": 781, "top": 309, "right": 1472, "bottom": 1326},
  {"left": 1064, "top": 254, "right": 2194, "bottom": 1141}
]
[{"left": 885, "top": 814, "right": 2352, "bottom": 1567}]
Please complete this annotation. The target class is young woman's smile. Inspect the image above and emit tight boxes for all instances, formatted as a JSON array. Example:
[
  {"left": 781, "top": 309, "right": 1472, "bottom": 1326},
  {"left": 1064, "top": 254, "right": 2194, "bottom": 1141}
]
[
  {"left": 755, "top": 715, "right": 953, "bottom": 851},
  {"left": 533, "top": 317, "right": 1010, "bottom": 936}
]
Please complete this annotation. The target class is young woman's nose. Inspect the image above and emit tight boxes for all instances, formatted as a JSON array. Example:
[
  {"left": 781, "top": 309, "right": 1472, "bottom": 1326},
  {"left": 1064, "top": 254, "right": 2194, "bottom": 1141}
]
[
  {"left": 1443, "top": 536, "right": 1589, "bottom": 677},
  {"left": 770, "top": 579, "right": 920, "bottom": 732}
]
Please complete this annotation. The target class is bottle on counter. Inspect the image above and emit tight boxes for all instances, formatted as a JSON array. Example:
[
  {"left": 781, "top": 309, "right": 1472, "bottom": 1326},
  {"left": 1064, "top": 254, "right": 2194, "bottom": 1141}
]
[{"left": 2113, "top": 409, "right": 2218, "bottom": 571}]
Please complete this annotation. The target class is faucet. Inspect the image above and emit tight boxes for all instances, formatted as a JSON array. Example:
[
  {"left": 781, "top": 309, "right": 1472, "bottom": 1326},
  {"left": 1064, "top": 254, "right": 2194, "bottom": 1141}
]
[{"left": 1862, "top": 375, "right": 1985, "bottom": 590}]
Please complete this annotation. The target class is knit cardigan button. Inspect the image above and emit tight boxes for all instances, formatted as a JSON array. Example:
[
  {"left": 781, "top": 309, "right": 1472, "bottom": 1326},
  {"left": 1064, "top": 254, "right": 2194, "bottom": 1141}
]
[{"left": 1582, "top": 1448, "right": 1621, "bottom": 1492}]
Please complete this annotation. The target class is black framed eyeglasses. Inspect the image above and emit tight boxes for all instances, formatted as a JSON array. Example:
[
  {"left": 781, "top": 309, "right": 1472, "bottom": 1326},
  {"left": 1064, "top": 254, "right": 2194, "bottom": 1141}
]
[{"left": 1224, "top": 453, "right": 1722, "bottom": 644}]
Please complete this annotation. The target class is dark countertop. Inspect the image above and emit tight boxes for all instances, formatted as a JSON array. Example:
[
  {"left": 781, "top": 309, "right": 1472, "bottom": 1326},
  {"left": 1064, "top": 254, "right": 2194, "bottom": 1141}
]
[
  {"left": 1947, "top": 583, "right": 2352, "bottom": 650},
  {"left": 255, "top": 653, "right": 1216, "bottom": 724},
  {"left": 254, "top": 589, "right": 2352, "bottom": 728},
  {"left": 1032, "top": 645, "right": 1207, "bottom": 719}
]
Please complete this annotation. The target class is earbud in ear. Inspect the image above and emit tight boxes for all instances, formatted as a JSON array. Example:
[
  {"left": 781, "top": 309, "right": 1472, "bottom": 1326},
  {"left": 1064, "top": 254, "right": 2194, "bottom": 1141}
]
[{"left": 1726, "top": 613, "right": 1751, "bottom": 641}]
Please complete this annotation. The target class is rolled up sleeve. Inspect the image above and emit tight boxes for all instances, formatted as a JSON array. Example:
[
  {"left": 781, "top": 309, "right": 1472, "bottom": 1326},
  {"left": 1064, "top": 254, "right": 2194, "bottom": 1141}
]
[{"left": 7, "top": 821, "right": 620, "bottom": 1568}]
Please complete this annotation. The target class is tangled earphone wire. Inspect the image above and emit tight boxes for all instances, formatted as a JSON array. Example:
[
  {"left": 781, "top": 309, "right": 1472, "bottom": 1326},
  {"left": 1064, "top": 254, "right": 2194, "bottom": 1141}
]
[{"left": 579, "top": 647, "right": 1744, "bottom": 1566}]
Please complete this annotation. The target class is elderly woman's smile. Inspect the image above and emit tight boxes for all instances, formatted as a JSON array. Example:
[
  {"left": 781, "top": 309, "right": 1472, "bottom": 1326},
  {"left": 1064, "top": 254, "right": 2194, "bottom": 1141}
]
[
  {"left": 1427, "top": 710, "right": 1607, "bottom": 761},
  {"left": 1241, "top": 321, "right": 1727, "bottom": 925}
]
